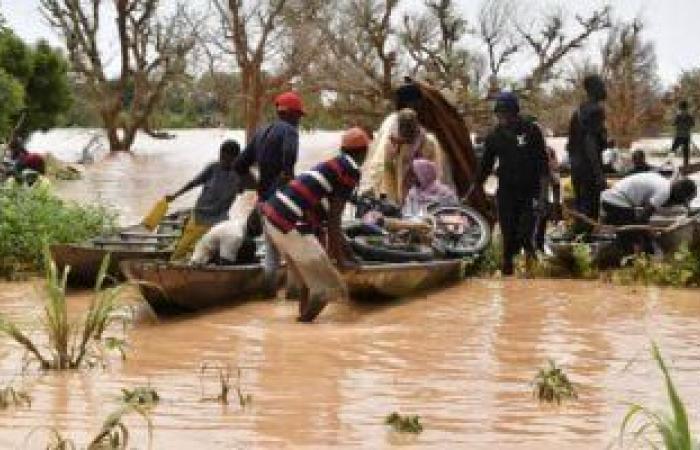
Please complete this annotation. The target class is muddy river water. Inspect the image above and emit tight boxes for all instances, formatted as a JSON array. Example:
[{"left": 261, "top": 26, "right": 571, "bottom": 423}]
[{"left": 1, "top": 130, "right": 700, "bottom": 449}]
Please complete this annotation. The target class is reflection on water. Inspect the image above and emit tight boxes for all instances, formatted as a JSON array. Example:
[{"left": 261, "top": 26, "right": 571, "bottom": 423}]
[
  {"left": 2, "top": 280, "right": 700, "bottom": 449},
  {"left": 0, "top": 129, "right": 699, "bottom": 448}
]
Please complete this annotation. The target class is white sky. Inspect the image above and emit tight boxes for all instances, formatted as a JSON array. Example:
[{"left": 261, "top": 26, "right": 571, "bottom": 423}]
[{"left": 3, "top": 0, "right": 700, "bottom": 86}]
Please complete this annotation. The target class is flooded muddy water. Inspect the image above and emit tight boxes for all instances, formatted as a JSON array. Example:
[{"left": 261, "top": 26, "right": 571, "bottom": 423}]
[
  {"left": 1, "top": 129, "right": 700, "bottom": 448},
  {"left": 3, "top": 279, "right": 700, "bottom": 449}
]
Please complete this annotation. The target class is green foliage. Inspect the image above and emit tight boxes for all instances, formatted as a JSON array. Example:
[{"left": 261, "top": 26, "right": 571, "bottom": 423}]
[
  {"left": 620, "top": 342, "right": 698, "bottom": 449},
  {"left": 385, "top": 412, "right": 424, "bottom": 434},
  {"left": 532, "top": 360, "right": 578, "bottom": 405},
  {"left": 615, "top": 245, "right": 700, "bottom": 288},
  {"left": 0, "top": 383, "right": 31, "bottom": 410},
  {"left": 0, "top": 29, "right": 71, "bottom": 140},
  {"left": 531, "top": 243, "right": 598, "bottom": 279},
  {"left": 0, "top": 67, "right": 24, "bottom": 140},
  {"left": 87, "top": 404, "right": 153, "bottom": 450},
  {"left": 463, "top": 235, "right": 501, "bottom": 276},
  {"left": 21, "top": 40, "right": 72, "bottom": 135},
  {"left": 0, "top": 252, "right": 133, "bottom": 370},
  {"left": 120, "top": 386, "right": 160, "bottom": 408},
  {"left": 0, "top": 185, "right": 115, "bottom": 276}
]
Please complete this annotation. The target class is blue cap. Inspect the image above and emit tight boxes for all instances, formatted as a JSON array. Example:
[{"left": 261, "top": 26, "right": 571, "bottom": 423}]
[{"left": 494, "top": 91, "right": 520, "bottom": 114}]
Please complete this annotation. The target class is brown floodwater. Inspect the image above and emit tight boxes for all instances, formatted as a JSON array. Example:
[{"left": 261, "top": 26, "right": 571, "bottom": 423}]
[{"left": 1, "top": 130, "right": 700, "bottom": 448}]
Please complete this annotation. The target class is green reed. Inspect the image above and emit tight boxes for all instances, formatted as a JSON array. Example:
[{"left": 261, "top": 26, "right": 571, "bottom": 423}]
[{"left": 532, "top": 359, "right": 578, "bottom": 405}]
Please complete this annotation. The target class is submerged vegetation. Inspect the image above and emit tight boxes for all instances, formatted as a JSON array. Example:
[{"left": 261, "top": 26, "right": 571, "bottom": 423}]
[
  {"left": 0, "top": 186, "right": 115, "bottom": 278},
  {"left": 199, "top": 363, "right": 252, "bottom": 408},
  {"left": 0, "top": 382, "right": 31, "bottom": 410},
  {"left": 385, "top": 412, "right": 424, "bottom": 434},
  {"left": 614, "top": 245, "right": 700, "bottom": 288},
  {"left": 620, "top": 342, "right": 697, "bottom": 449},
  {"left": 532, "top": 360, "right": 578, "bottom": 405},
  {"left": 120, "top": 386, "right": 160, "bottom": 408},
  {"left": 0, "top": 253, "right": 133, "bottom": 370}
]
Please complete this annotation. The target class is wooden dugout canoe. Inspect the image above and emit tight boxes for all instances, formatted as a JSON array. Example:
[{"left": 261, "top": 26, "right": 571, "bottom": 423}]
[
  {"left": 120, "top": 259, "right": 464, "bottom": 315},
  {"left": 50, "top": 242, "right": 173, "bottom": 287}
]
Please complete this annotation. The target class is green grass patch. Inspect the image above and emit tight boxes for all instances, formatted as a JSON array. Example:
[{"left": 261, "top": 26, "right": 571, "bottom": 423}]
[{"left": 0, "top": 185, "right": 115, "bottom": 277}]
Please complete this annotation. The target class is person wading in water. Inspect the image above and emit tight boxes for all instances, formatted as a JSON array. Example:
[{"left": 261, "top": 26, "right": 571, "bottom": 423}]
[
  {"left": 476, "top": 92, "right": 548, "bottom": 276},
  {"left": 567, "top": 74, "right": 609, "bottom": 235},
  {"left": 671, "top": 100, "right": 696, "bottom": 171},
  {"left": 260, "top": 127, "right": 370, "bottom": 322},
  {"left": 234, "top": 91, "right": 304, "bottom": 295}
]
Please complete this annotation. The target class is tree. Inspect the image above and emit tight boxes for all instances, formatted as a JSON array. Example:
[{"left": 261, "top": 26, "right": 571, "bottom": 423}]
[
  {"left": 0, "top": 29, "right": 71, "bottom": 141},
  {"left": 312, "top": 0, "right": 402, "bottom": 121},
  {"left": 0, "top": 68, "right": 24, "bottom": 141},
  {"left": 211, "top": 0, "right": 321, "bottom": 140},
  {"left": 402, "top": 0, "right": 474, "bottom": 90},
  {"left": 518, "top": 5, "right": 612, "bottom": 92},
  {"left": 41, "top": 0, "right": 195, "bottom": 152},
  {"left": 476, "top": 0, "right": 519, "bottom": 84},
  {"left": 673, "top": 69, "right": 700, "bottom": 117},
  {"left": 601, "top": 19, "right": 663, "bottom": 147}
]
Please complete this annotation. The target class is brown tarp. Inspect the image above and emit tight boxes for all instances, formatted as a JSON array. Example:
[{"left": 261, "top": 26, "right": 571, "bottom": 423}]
[{"left": 414, "top": 82, "right": 494, "bottom": 222}]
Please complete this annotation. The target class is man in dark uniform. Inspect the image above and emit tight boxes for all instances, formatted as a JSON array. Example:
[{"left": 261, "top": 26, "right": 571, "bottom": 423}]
[
  {"left": 476, "top": 92, "right": 548, "bottom": 275},
  {"left": 671, "top": 100, "right": 695, "bottom": 171},
  {"left": 567, "top": 74, "right": 608, "bottom": 234}
]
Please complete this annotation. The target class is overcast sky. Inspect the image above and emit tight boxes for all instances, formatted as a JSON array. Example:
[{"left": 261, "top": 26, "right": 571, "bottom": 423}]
[{"left": 3, "top": 0, "right": 700, "bottom": 85}]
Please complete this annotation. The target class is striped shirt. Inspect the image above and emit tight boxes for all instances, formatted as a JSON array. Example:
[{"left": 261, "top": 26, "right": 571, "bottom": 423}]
[{"left": 261, "top": 153, "right": 360, "bottom": 233}]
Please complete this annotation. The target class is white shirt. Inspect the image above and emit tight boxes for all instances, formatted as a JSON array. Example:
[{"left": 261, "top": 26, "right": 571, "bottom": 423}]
[{"left": 601, "top": 172, "right": 671, "bottom": 209}]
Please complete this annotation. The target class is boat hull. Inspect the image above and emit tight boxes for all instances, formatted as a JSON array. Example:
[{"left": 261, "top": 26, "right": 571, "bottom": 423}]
[
  {"left": 121, "top": 259, "right": 464, "bottom": 315},
  {"left": 50, "top": 244, "right": 172, "bottom": 287}
]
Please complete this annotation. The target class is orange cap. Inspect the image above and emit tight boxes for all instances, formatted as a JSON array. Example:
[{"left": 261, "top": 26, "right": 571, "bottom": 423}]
[
  {"left": 341, "top": 127, "right": 371, "bottom": 152},
  {"left": 275, "top": 91, "right": 305, "bottom": 115}
]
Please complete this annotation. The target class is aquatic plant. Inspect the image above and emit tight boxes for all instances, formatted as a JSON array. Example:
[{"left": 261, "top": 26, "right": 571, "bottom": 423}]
[
  {"left": 615, "top": 245, "right": 700, "bottom": 288},
  {"left": 87, "top": 404, "right": 153, "bottom": 450},
  {"left": 463, "top": 235, "right": 501, "bottom": 276},
  {"left": 385, "top": 412, "right": 423, "bottom": 434},
  {"left": 532, "top": 359, "right": 578, "bottom": 405},
  {"left": 120, "top": 386, "right": 160, "bottom": 408},
  {"left": 620, "top": 342, "right": 698, "bottom": 449},
  {"left": 0, "top": 185, "right": 115, "bottom": 277},
  {"left": 0, "top": 383, "right": 31, "bottom": 409},
  {"left": 0, "top": 252, "right": 134, "bottom": 370},
  {"left": 200, "top": 363, "right": 252, "bottom": 408}
]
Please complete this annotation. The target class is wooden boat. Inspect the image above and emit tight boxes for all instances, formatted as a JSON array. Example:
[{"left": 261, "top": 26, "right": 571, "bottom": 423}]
[
  {"left": 120, "top": 259, "right": 464, "bottom": 315},
  {"left": 50, "top": 241, "right": 173, "bottom": 287},
  {"left": 50, "top": 211, "right": 187, "bottom": 287},
  {"left": 651, "top": 216, "right": 700, "bottom": 255}
]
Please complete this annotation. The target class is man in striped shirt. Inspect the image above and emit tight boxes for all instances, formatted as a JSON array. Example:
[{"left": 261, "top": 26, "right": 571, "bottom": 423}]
[{"left": 260, "top": 127, "right": 371, "bottom": 322}]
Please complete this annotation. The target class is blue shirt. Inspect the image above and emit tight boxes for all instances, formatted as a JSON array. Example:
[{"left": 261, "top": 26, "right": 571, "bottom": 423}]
[{"left": 235, "top": 120, "right": 299, "bottom": 200}]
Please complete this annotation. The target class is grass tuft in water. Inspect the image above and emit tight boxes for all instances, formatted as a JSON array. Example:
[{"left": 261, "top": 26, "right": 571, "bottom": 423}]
[
  {"left": 200, "top": 363, "right": 252, "bottom": 408},
  {"left": 385, "top": 412, "right": 423, "bottom": 434},
  {"left": 620, "top": 342, "right": 698, "bottom": 449},
  {"left": 0, "top": 250, "right": 134, "bottom": 370},
  {"left": 86, "top": 404, "right": 153, "bottom": 450},
  {"left": 532, "top": 359, "right": 578, "bottom": 405},
  {"left": 0, "top": 383, "right": 31, "bottom": 410},
  {"left": 615, "top": 245, "right": 700, "bottom": 288},
  {"left": 120, "top": 386, "right": 160, "bottom": 408}
]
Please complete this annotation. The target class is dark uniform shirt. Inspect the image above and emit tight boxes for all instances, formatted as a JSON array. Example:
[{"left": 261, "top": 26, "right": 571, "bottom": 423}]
[
  {"left": 234, "top": 120, "right": 299, "bottom": 201},
  {"left": 674, "top": 112, "right": 695, "bottom": 139},
  {"left": 479, "top": 117, "right": 548, "bottom": 195},
  {"left": 567, "top": 101, "right": 607, "bottom": 183}
]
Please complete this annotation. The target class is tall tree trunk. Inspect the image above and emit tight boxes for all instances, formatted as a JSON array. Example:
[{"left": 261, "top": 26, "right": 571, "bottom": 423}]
[{"left": 242, "top": 68, "right": 266, "bottom": 142}]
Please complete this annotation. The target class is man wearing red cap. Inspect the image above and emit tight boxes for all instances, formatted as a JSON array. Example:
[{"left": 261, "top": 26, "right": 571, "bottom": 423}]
[
  {"left": 235, "top": 91, "right": 305, "bottom": 295},
  {"left": 260, "top": 127, "right": 370, "bottom": 322}
]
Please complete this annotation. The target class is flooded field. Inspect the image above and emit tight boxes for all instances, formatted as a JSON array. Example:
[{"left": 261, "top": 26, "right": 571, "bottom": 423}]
[
  {"left": 3, "top": 279, "right": 700, "bottom": 449},
  {"left": 0, "top": 129, "right": 699, "bottom": 448}
]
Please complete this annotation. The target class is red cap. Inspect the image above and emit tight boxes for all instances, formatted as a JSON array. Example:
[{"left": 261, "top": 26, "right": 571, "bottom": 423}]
[
  {"left": 341, "top": 127, "right": 371, "bottom": 152},
  {"left": 275, "top": 91, "right": 305, "bottom": 115}
]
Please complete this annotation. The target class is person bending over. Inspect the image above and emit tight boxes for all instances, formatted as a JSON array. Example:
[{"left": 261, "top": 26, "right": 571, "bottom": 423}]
[{"left": 260, "top": 127, "right": 370, "bottom": 322}]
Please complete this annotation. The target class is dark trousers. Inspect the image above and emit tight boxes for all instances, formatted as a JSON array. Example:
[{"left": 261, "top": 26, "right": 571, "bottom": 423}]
[
  {"left": 497, "top": 189, "right": 537, "bottom": 271},
  {"left": 671, "top": 136, "right": 691, "bottom": 169},
  {"left": 601, "top": 201, "right": 653, "bottom": 254},
  {"left": 571, "top": 173, "right": 601, "bottom": 235}
]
